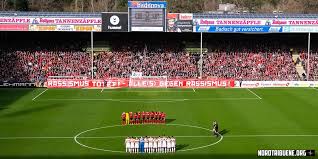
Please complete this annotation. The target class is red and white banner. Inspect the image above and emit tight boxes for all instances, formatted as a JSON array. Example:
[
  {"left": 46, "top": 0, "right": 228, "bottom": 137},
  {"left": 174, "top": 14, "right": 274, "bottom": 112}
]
[
  {"left": 0, "top": 17, "right": 102, "bottom": 25},
  {"left": 47, "top": 79, "right": 235, "bottom": 88},
  {"left": 0, "top": 24, "right": 29, "bottom": 31}
]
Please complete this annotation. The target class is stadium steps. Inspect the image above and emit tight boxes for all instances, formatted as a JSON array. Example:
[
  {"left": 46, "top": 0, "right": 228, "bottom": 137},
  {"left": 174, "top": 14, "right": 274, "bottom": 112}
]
[{"left": 293, "top": 54, "right": 306, "bottom": 78}]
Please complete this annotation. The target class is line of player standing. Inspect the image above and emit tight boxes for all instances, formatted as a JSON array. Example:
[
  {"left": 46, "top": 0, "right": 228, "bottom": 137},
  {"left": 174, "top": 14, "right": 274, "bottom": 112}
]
[
  {"left": 122, "top": 111, "right": 166, "bottom": 125},
  {"left": 125, "top": 136, "right": 176, "bottom": 153}
]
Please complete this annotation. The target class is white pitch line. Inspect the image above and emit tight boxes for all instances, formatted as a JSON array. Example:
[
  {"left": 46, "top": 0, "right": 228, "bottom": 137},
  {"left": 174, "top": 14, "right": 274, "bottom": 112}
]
[
  {"left": 246, "top": 88, "right": 262, "bottom": 99},
  {"left": 32, "top": 89, "right": 48, "bottom": 101},
  {"left": 1, "top": 134, "right": 318, "bottom": 140},
  {"left": 225, "top": 134, "right": 318, "bottom": 137},
  {"left": 102, "top": 91, "right": 194, "bottom": 93},
  {"left": 100, "top": 88, "right": 104, "bottom": 93},
  {"left": 0, "top": 137, "right": 73, "bottom": 139}
]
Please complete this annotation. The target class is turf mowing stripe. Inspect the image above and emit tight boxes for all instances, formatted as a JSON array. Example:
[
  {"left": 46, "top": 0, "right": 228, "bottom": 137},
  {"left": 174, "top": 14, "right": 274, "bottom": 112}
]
[
  {"left": 246, "top": 88, "right": 262, "bottom": 99},
  {"left": 32, "top": 89, "right": 48, "bottom": 101},
  {"left": 42, "top": 98, "right": 260, "bottom": 102}
]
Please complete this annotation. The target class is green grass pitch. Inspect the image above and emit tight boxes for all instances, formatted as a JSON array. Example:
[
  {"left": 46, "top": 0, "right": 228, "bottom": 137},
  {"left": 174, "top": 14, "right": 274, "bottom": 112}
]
[{"left": 0, "top": 88, "right": 317, "bottom": 159}]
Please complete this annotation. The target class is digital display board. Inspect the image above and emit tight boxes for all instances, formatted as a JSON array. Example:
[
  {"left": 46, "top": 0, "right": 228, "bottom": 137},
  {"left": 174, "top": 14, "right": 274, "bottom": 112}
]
[{"left": 128, "top": 1, "right": 166, "bottom": 32}]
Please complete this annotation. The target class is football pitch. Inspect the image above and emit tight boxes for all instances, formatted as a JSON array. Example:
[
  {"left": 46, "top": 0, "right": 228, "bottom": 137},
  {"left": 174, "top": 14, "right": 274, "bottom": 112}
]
[{"left": 0, "top": 88, "right": 317, "bottom": 159}]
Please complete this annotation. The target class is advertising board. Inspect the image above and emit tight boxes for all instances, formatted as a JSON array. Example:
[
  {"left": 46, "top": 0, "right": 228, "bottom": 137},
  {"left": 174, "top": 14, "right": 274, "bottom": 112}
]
[
  {"left": 196, "top": 26, "right": 282, "bottom": 33},
  {"left": 235, "top": 81, "right": 318, "bottom": 88},
  {"left": 0, "top": 24, "right": 29, "bottom": 31},
  {"left": 167, "top": 13, "right": 193, "bottom": 32},
  {"left": 102, "top": 12, "right": 128, "bottom": 32}
]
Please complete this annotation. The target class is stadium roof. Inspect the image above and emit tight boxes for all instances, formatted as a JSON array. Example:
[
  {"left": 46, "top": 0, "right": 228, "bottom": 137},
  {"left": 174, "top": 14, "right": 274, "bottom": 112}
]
[
  {"left": 0, "top": 11, "right": 101, "bottom": 17},
  {"left": 194, "top": 13, "right": 318, "bottom": 19}
]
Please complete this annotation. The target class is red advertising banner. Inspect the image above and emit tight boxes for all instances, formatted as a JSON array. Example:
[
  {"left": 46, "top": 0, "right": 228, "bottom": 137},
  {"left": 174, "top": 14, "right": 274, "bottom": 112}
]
[
  {"left": 0, "top": 17, "right": 101, "bottom": 24},
  {"left": 47, "top": 79, "right": 234, "bottom": 88},
  {"left": 0, "top": 24, "right": 29, "bottom": 31}
]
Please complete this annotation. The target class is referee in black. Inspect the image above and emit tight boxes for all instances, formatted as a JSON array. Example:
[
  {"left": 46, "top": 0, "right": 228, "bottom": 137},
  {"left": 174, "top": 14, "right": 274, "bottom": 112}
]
[{"left": 212, "top": 121, "right": 219, "bottom": 137}]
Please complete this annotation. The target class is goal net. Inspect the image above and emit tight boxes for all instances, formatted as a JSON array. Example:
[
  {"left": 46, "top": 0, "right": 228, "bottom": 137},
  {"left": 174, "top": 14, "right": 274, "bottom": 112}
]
[{"left": 129, "top": 76, "right": 168, "bottom": 88}]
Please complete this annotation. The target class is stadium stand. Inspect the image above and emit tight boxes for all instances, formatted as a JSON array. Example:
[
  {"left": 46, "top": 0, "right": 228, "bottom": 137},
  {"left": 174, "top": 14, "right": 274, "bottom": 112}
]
[
  {"left": 0, "top": 33, "right": 316, "bottom": 82},
  {"left": 0, "top": 50, "right": 91, "bottom": 82},
  {"left": 0, "top": 47, "right": 299, "bottom": 82},
  {"left": 95, "top": 51, "right": 198, "bottom": 79},
  {"left": 300, "top": 51, "right": 318, "bottom": 80},
  {"left": 202, "top": 51, "right": 299, "bottom": 81}
]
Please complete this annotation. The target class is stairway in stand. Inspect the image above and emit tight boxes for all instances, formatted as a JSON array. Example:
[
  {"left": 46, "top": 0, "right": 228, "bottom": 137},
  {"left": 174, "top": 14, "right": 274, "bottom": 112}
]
[{"left": 292, "top": 54, "right": 306, "bottom": 79}]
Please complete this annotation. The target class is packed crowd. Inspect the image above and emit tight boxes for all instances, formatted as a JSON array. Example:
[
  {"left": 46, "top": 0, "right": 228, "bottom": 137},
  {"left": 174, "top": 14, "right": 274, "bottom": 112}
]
[
  {"left": 95, "top": 51, "right": 198, "bottom": 79},
  {"left": 0, "top": 50, "right": 91, "bottom": 82},
  {"left": 300, "top": 51, "right": 318, "bottom": 80},
  {"left": 0, "top": 46, "right": 306, "bottom": 82},
  {"left": 203, "top": 51, "right": 299, "bottom": 81}
]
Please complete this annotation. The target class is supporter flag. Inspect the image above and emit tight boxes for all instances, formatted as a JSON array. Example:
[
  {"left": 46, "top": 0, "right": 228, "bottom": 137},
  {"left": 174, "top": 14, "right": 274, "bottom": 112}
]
[{"left": 131, "top": 71, "right": 143, "bottom": 77}]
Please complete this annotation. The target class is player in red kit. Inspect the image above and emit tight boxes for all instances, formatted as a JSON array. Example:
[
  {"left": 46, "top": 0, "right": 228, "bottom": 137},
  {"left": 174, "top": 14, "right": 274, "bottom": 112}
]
[
  {"left": 129, "top": 112, "right": 133, "bottom": 125},
  {"left": 155, "top": 112, "right": 160, "bottom": 123},
  {"left": 158, "top": 112, "right": 162, "bottom": 123},
  {"left": 121, "top": 112, "right": 126, "bottom": 125},
  {"left": 149, "top": 112, "right": 155, "bottom": 124},
  {"left": 142, "top": 111, "right": 146, "bottom": 124},
  {"left": 137, "top": 112, "right": 141, "bottom": 124},
  {"left": 134, "top": 112, "right": 138, "bottom": 125},
  {"left": 162, "top": 112, "right": 166, "bottom": 124},
  {"left": 145, "top": 111, "right": 150, "bottom": 124}
]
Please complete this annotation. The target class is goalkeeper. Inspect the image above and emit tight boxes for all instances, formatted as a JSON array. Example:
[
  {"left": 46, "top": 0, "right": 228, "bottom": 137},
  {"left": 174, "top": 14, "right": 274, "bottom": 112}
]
[{"left": 125, "top": 112, "right": 130, "bottom": 125}]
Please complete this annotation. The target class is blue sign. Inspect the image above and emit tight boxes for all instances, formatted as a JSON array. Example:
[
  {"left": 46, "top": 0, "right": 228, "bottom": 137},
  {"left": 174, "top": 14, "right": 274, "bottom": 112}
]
[
  {"left": 196, "top": 26, "right": 283, "bottom": 33},
  {"left": 128, "top": 1, "right": 167, "bottom": 8}
]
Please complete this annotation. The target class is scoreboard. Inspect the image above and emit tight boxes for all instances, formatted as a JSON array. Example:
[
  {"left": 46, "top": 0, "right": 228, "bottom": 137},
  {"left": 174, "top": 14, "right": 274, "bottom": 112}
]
[{"left": 128, "top": 1, "right": 166, "bottom": 32}]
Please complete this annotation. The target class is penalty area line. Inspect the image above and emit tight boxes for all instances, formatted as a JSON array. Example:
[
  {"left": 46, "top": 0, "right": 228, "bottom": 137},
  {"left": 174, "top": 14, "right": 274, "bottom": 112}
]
[
  {"left": 32, "top": 89, "right": 48, "bottom": 101},
  {"left": 246, "top": 88, "right": 262, "bottom": 99}
]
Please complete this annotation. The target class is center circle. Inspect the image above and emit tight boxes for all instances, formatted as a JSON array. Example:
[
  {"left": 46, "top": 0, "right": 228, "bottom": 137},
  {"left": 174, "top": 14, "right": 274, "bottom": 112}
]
[{"left": 73, "top": 124, "right": 223, "bottom": 153}]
